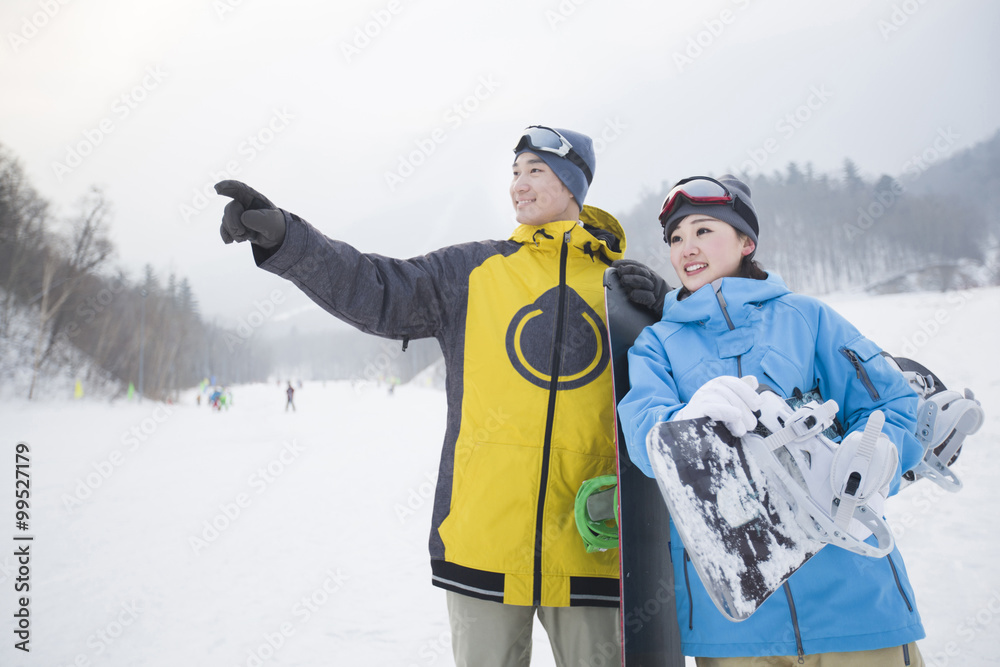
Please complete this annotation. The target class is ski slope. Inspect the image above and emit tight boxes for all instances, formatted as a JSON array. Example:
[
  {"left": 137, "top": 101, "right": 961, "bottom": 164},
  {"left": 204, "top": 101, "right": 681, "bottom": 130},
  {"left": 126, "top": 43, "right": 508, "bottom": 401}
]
[{"left": 1, "top": 286, "right": 998, "bottom": 667}]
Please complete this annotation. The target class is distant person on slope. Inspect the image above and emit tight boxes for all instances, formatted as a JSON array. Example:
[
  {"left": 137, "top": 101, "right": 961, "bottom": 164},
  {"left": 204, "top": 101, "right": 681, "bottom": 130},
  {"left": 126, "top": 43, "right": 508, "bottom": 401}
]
[
  {"left": 285, "top": 381, "right": 295, "bottom": 412},
  {"left": 617, "top": 174, "right": 927, "bottom": 666},
  {"left": 214, "top": 126, "right": 667, "bottom": 667}
]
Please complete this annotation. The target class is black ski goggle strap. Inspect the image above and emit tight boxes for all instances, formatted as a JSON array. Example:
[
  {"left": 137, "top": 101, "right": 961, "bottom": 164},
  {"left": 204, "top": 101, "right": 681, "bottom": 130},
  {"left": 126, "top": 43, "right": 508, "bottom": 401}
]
[
  {"left": 514, "top": 126, "right": 594, "bottom": 185},
  {"left": 658, "top": 176, "right": 758, "bottom": 232}
]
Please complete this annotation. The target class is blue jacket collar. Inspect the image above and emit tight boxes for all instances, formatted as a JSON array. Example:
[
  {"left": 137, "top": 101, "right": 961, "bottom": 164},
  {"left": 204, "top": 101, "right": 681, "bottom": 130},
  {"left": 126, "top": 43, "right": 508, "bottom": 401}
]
[{"left": 662, "top": 273, "right": 791, "bottom": 328}]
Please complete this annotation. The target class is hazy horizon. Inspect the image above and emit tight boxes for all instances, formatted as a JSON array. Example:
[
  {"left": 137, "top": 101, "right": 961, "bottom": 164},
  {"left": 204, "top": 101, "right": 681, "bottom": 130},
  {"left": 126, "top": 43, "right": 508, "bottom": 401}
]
[{"left": 2, "top": 0, "right": 997, "bottom": 328}]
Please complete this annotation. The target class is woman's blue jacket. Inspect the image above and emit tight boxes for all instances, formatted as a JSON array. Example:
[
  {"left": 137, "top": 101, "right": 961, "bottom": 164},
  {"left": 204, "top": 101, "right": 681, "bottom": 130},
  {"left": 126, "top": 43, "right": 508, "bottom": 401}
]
[{"left": 618, "top": 273, "right": 925, "bottom": 658}]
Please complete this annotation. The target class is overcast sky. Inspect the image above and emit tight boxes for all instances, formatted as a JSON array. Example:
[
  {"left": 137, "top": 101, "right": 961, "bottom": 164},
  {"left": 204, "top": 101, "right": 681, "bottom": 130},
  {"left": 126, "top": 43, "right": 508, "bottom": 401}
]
[{"left": 1, "top": 0, "right": 997, "bottom": 329}]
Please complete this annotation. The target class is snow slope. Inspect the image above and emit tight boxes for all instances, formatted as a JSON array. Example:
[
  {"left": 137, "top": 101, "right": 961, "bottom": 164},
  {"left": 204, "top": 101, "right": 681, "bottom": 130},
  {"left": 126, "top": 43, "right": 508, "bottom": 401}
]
[{"left": 1, "top": 287, "right": 998, "bottom": 667}]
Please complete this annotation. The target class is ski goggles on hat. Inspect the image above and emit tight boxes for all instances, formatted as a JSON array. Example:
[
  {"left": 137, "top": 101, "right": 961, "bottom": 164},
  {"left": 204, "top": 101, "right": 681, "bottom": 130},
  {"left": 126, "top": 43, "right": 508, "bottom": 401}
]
[
  {"left": 514, "top": 126, "right": 593, "bottom": 185},
  {"left": 658, "top": 176, "right": 758, "bottom": 230}
]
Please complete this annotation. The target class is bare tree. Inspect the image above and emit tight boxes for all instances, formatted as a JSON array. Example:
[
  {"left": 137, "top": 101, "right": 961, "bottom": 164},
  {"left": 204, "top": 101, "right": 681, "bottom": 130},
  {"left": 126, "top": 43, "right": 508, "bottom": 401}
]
[
  {"left": 66, "top": 187, "right": 114, "bottom": 274},
  {"left": 27, "top": 188, "right": 113, "bottom": 399},
  {"left": 0, "top": 149, "right": 49, "bottom": 336},
  {"left": 27, "top": 247, "right": 74, "bottom": 399}
]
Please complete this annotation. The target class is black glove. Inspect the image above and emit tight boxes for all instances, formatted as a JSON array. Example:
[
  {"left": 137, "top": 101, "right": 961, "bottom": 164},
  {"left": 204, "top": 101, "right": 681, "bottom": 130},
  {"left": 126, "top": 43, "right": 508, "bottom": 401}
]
[
  {"left": 613, "top": 259, "right": 670, "bottom": 315},
  {"left": 215, "top": 180, "right": 286, "bottom": 249}
]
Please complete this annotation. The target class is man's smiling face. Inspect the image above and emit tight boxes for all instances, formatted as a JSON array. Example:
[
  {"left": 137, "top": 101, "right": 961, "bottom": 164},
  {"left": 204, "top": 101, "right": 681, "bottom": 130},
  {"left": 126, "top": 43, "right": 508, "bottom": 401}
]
[{"left": 510, "top": 152, "right": 579, "bottom": 226}]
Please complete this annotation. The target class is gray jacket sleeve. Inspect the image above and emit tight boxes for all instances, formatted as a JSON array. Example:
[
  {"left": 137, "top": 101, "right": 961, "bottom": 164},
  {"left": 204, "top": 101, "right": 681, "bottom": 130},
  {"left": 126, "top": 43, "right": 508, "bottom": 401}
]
[{"left": 252, "top": 210, "right": 486, "bottom": 341}]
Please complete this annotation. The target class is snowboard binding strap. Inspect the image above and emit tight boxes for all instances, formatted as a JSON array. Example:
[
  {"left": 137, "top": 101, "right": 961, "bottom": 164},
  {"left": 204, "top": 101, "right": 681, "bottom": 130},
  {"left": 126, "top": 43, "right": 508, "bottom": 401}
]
[
  {"left": 759, "top": 398, "right": 840, "bottom": 452},
  {"left": 832, "top": 410, "right": 885, "bottom": 533},
  {"left": 884, "top": 354, "right": 986, "bottom": 492},
  {"left": 744, "top": 392, "right": 895, "bottom": 559},
  {"left": 908, "top": 388, "right": 984, "bottom": 491}
]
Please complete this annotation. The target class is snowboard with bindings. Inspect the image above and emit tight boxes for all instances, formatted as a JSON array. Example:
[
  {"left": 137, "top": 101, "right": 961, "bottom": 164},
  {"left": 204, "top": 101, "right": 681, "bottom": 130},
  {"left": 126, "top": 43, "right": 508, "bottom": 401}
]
[
  {"left": 885, "top": 355, "right": 985, "bottom": 492},
  {"left": 603, "top": 267, "right": 685, "bottom": 666},
  {"left": 646, "top": 386, "right": 897, "bottom": 623}
]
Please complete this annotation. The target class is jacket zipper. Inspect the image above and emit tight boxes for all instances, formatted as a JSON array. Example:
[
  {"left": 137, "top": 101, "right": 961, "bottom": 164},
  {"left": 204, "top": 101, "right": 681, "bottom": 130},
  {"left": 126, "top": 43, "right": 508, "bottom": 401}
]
[
  {"left": 840, "top": 347, "right": 880, "bottom": 401},
  {"left": 887, "top": 555, "right": 914, "bottom": 611},
  {"left": 712, "top": 280, "right": 742, "bottom": 376},
  {"left": 683, "top": 551, "right": 694, "bottom": 630},
  {"left": 532, "top": 231, "right": 571, "bottom": 605},
  {"left": 712, "top": 281, "right": 807, "bottom": 659},
  {"left": 782, "top": 582, "right": 806, "bottom": 663}
]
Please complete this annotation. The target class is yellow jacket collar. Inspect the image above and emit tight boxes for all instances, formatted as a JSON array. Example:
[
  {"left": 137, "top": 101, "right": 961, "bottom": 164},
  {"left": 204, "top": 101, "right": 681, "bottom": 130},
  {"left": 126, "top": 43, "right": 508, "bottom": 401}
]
[{"left": 509, "top": 205, "right": 626, "bottom": 258}]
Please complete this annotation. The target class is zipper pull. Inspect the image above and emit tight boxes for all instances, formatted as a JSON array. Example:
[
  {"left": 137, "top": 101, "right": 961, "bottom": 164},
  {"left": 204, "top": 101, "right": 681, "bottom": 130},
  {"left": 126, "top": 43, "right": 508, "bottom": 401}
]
[
  {"left": 845, "top": 348, "right": 863, "bottom": 380},
  {"left": 839, "top": 347, "right": 881, "bottom": 401}
]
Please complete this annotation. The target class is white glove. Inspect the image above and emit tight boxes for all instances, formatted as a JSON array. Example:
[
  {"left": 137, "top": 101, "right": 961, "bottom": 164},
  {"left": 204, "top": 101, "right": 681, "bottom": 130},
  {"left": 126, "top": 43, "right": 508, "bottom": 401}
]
[{"left": 675, "top": 376, "right": 763, "bottom": 437}]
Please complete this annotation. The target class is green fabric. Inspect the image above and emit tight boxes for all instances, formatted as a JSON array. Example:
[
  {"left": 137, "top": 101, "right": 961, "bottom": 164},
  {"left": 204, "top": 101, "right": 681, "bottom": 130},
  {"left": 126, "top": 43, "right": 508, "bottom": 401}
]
[{"left": 574, "top": 475, "right": 619, "bottom": 553}]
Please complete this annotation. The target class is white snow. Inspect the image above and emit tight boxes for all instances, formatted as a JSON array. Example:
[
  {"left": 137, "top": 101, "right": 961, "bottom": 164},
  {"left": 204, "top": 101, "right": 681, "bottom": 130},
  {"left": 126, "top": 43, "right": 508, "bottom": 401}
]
[{"left": 2, "top": 287, "right": 999, "bottom": 666}]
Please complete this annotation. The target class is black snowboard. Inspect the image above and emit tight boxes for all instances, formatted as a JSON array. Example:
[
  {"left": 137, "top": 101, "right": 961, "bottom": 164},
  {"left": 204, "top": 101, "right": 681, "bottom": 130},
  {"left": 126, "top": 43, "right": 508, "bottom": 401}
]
[{"left": 603, "top": 268, "right": 685, "bottom": 666}]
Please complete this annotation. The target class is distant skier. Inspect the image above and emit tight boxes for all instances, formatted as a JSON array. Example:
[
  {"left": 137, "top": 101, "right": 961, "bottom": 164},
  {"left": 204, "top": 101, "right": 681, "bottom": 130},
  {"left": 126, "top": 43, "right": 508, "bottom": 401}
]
[{"left": 285, "top": 382, "right": 295, "bottom": 412}]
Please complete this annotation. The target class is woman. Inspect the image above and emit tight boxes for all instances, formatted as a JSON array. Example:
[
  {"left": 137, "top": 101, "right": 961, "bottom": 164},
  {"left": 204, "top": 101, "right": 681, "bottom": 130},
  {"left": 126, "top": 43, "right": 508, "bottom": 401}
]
[{"left": 617, "top": 175, "right": 926, "bottom": 666}]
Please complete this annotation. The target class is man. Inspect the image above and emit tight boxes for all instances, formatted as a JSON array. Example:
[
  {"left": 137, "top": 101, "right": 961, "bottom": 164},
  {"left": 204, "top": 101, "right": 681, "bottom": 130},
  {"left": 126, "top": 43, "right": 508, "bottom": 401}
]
[{"left": 216, "top": 126, "right": 666, "bottom": 666}]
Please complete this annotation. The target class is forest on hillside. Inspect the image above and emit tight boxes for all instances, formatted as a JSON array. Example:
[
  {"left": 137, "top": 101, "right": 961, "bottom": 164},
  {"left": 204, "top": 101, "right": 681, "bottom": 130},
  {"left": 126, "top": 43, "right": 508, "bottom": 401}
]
[
  {"left": 2, "top": 131, "right": 998, "bottom": 398},
  {"left": 0, "top": 145, "right": 267, "bottom": 400},
  {"left": 618, "top": 130, "right": 1000, "bottom": 295}
]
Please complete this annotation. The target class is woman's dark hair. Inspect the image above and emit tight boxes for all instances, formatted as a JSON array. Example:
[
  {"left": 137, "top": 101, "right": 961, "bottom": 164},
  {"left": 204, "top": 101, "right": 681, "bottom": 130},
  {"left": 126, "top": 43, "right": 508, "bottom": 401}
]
[{"left": 740, "top": 255, "right": 768, "bottom": 280}]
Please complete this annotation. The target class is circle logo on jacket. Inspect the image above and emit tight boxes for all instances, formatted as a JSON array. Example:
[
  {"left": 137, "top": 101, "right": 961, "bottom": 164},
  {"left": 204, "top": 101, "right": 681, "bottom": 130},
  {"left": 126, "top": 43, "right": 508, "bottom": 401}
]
[{"left": 505, "top": 287, "right": 609, "bottom": 390}]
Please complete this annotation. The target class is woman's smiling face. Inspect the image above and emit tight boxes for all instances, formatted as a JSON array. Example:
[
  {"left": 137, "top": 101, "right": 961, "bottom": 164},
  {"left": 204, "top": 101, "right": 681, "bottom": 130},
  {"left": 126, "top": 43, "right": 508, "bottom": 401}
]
[{"left": 668, "top": 214, "right": 756, "bottom": 292}]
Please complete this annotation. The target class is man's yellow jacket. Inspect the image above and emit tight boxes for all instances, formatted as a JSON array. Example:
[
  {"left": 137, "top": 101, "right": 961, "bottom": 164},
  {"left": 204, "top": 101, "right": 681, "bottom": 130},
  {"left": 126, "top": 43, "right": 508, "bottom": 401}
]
[{"left": 256, "top": 206, "right": 627, "bottom": 608}]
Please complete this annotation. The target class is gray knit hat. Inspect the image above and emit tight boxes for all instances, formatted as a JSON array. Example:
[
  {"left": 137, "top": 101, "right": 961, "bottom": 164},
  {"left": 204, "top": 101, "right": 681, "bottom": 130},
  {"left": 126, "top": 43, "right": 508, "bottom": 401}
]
[
  {"left": 662, "top": 175, "right": 759, "bottom": 253},
  {"left": 514, "top": 127, "right": 596, "bottom": 208}
]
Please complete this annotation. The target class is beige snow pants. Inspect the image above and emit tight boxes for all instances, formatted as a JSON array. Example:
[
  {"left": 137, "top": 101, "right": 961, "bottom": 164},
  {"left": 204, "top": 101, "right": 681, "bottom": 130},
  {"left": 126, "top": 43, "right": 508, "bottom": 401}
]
[
  {"left": 446, "top": 591, "right": 621, "bottom": 667},
  {"left": 696, "top": 641, "right": 924, "bottom": 667}
]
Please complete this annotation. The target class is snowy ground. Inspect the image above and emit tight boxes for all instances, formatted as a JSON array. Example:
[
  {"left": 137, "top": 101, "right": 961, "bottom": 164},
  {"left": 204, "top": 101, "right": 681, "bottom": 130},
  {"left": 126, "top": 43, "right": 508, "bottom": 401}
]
[{"left": 1, "top": 287, "right": 998, "bottom": 667}]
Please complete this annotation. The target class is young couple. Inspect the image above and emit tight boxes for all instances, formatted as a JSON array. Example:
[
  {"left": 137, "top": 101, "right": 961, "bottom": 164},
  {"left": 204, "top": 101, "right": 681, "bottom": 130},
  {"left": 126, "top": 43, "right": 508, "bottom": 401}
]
[{"left": 216, "top": 125, "right": 925, "bottom": 666}]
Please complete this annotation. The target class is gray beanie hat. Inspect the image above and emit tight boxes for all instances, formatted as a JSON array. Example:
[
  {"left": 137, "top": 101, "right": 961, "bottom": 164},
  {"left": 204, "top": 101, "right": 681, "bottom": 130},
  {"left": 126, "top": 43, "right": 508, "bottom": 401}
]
[
  {"left": 514, "top": 127, "right": 596, "bottom": 208},
  {"left": 662, "top": 174, "right": 759, "bottom": 254}
]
